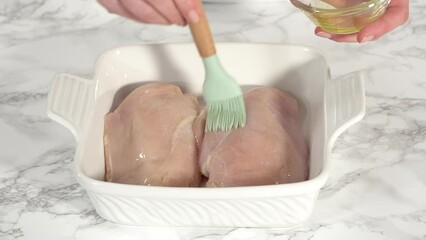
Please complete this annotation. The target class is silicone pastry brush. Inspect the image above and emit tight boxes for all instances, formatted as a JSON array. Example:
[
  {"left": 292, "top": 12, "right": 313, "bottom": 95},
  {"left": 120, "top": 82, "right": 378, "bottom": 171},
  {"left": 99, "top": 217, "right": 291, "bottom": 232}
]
[{"left": 189, "top": 2, "right": 246, "bottom": 132}]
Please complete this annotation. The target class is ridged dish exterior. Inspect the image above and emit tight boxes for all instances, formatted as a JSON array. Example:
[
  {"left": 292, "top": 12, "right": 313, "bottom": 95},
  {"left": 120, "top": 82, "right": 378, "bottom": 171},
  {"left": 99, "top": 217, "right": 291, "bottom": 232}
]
[{"left": 88, "top": 191, "right": 318, "bottom": 227}]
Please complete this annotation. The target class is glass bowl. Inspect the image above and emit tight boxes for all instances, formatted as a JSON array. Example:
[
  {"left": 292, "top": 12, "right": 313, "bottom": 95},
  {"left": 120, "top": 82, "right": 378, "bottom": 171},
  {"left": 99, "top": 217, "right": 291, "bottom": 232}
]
[{"left": 290, "top": 0, "right": 391, "bottom": 34}]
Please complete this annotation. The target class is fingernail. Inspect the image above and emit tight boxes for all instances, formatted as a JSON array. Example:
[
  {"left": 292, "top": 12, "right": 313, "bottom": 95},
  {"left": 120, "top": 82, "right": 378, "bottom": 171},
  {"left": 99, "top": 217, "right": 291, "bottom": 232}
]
[
  {"left": 316, "top": 31, "right": 332, "bottom": 39},
  {"left": 361, "top": 35, "right": 374, "bottom": 43},
  {"left": 188, "top": 10, "right": 200, "bottom": 23}
]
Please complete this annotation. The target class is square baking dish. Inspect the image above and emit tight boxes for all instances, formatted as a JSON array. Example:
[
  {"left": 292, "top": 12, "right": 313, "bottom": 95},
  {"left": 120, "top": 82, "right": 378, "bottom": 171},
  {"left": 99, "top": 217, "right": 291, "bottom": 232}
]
[{"left": 47, "top": 43, "right": 365, "bottom": 228}]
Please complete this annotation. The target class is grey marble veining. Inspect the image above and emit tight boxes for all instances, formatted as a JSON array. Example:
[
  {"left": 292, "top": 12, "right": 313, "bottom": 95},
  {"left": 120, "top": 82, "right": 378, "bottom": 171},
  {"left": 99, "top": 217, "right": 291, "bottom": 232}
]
[{"left": 1, "top": 0, "right": 426, "bottom": 239}]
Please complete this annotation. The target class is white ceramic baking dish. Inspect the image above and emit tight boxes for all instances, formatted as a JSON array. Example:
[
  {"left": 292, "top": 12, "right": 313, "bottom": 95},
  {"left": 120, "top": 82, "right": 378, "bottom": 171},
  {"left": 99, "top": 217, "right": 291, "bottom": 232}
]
[{"left": 47, "top": 43, "right": 365, "bottom": 228}]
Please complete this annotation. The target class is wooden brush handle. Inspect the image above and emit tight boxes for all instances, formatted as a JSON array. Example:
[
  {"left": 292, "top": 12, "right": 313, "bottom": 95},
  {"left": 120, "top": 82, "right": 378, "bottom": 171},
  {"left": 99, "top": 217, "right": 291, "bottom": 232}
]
[{"left": 189, "top": 1, "right": 216, "bottom": 58}]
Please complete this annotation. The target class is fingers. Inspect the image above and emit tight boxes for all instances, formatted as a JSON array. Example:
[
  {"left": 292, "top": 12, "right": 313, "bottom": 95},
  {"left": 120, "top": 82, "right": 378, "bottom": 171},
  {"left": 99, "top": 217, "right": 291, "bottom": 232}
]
[
  {"left": 315, "top": 27, "right": 358, "bottom": 42},
  {"left": 173, "top": 0, "right": 202, "bottom": 24},
  {"left": 97, "top": 0, "right": 137, "bottom": 21},
  {"left": 144, "top": 0, "right": 185, "bottom": 25},
  {"left": 357, "top": 0, "right": 409, "bottom": 42},
  {"left": 97, "top": 0, "right": 201, "bottom": 25},
  {"left": 120, "top": 0, "right": 169, "bottom": 25}
]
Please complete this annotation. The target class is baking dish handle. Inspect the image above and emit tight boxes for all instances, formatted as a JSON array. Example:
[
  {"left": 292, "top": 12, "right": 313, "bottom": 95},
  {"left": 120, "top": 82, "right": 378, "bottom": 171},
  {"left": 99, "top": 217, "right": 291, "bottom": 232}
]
[
  {"left": 47, "top": 73, "right": 94, "bottom": 139},
  {"left": 326, "top": 71, "right": 366, "bottom": 143}
]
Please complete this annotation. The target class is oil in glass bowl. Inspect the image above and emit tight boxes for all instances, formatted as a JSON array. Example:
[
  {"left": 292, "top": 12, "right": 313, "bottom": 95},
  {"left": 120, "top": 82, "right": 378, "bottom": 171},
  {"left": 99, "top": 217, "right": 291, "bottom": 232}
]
[{"left": 291, "top": 0, "right": 391, "bottom": 34}]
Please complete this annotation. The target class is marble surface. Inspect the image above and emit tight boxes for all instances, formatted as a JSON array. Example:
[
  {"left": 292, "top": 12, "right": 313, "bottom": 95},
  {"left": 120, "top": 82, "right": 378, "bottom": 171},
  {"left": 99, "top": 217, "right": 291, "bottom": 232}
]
[{"left": 1, "top": 0, "right": 426, "bottom": 239}]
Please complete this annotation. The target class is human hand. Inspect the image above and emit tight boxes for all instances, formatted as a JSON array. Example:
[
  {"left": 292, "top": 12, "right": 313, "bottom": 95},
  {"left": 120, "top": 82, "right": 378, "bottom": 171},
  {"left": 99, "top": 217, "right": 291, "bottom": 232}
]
[
  {"left": 97, "top": 0, "right": 201, "bottom": 26},
  {"left": 315, "top": 0, "right": 409, "bottom": 43}
]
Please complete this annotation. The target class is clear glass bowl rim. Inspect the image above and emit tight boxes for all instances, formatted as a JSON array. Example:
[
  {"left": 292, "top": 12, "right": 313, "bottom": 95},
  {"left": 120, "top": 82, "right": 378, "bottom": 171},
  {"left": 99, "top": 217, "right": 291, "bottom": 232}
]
[{"left": 290, "top": 0, "right": 390, "bottom": 14}]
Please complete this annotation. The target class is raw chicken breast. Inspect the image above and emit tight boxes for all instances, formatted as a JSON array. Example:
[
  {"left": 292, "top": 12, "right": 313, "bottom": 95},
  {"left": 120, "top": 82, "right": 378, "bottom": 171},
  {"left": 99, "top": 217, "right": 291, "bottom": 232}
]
[
  {"left": 104, "top": 83, "right": 202, "bottom": 187},
  {"left": 199, "top": 87, "right": 309, "bottom": 187}
]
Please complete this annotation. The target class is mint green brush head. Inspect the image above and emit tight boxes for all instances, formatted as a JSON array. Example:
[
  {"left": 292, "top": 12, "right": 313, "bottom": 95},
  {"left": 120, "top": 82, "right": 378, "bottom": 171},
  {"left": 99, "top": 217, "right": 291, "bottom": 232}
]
[
  {"left": 202, "top": 56, "right": 246, "bottom": 131},
  {"left": 189, "top": 1, "right": 246, "bottom": 132}
]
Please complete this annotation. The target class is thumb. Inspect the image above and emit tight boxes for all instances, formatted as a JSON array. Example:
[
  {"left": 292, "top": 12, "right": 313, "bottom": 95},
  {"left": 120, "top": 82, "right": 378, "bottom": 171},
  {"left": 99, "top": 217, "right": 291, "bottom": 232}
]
[
  {"left": 357, "top": 0, "right": 409, "bottom": 42},
  {"left": 174, "top": 0, "right": 202, "bottom": 24}
]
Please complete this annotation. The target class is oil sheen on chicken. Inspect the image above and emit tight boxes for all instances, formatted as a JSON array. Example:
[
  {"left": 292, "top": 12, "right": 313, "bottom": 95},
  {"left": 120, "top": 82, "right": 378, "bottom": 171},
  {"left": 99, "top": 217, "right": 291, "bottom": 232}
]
[
  {"left": 104, "top": 83, "right": 201, "bottom": 187},
  {"left": 198, "top": 87, "right": 309, "bottom": 187}
]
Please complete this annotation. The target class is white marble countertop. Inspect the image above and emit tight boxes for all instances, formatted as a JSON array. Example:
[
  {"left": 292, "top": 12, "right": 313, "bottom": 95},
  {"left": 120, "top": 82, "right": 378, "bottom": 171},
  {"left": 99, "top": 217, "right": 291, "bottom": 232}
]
[{"left": 1, "top": 0, "right": 426, "bottom": 239}]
